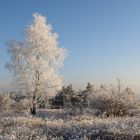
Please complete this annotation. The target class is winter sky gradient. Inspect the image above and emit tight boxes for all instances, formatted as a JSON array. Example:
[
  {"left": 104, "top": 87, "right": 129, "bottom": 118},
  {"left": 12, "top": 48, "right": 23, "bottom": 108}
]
[{"left": 0, "top": 0, "right": 140, "bottom": 93}]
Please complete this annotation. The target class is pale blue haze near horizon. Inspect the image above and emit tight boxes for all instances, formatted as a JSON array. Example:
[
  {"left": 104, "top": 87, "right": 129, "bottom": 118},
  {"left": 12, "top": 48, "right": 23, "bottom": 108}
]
[{"left": 0, "top": 0, "right": 140, "bottom": 93}]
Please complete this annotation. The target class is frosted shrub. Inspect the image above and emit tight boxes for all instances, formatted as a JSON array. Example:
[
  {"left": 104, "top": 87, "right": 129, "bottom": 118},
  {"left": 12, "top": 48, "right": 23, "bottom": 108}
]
[
  {"left": 89, "top": 82, "right": 136, "bottom": 116},
  {"left": 13, "top": 99, "right": 30, "bottom": 111},
  {"left": 0, "top": 93, "right": 12, "bottom": 111}
]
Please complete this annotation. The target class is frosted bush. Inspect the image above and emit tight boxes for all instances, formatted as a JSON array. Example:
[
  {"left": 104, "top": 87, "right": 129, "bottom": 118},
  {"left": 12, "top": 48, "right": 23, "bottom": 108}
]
[
  {"left": 12, "top": 99, "right": 30, "bottom": 111},
  {"left": 89, "top": 83, "right": 136, "bottom": 116},
  {"left": 0, "top": 93, "right": 12, "bottom": 111}
]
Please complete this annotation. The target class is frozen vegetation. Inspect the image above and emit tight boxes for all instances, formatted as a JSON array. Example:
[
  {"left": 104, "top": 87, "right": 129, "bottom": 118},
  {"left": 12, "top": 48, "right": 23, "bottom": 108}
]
[
  {"left": 1, "top": 109, "right": 140, "bottom": 140},
  {"left": 0, "top": 82, "right": 140, "bottom": 140}
]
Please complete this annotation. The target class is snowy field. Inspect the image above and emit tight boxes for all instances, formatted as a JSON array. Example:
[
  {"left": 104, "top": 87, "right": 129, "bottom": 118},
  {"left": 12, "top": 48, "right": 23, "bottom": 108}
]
[{"left": 0, "top": 109, "right": 140, "bottom": 140}]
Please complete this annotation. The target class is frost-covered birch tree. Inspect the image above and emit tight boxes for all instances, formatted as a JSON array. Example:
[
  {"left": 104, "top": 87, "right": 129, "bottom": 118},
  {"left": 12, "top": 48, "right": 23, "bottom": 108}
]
[{"left": 6, "top": 13, "right": 67, "bottom": 115}]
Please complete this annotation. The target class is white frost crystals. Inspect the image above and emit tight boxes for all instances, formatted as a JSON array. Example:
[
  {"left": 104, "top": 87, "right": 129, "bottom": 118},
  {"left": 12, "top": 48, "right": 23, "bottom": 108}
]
[{"left": 5, "top": 13, "right": 67, "bottom": 114}]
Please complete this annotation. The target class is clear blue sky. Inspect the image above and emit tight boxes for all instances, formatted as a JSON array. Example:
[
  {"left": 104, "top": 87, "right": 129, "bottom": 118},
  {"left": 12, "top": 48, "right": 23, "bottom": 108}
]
[{"left": 0, "top": 0, "right": 140, "bottom": 92}]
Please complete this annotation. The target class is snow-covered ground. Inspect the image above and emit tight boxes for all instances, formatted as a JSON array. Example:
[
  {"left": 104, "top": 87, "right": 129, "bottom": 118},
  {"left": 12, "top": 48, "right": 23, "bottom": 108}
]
[{"left": 0, "top": 109, "right": 140, "bottom": 140}]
